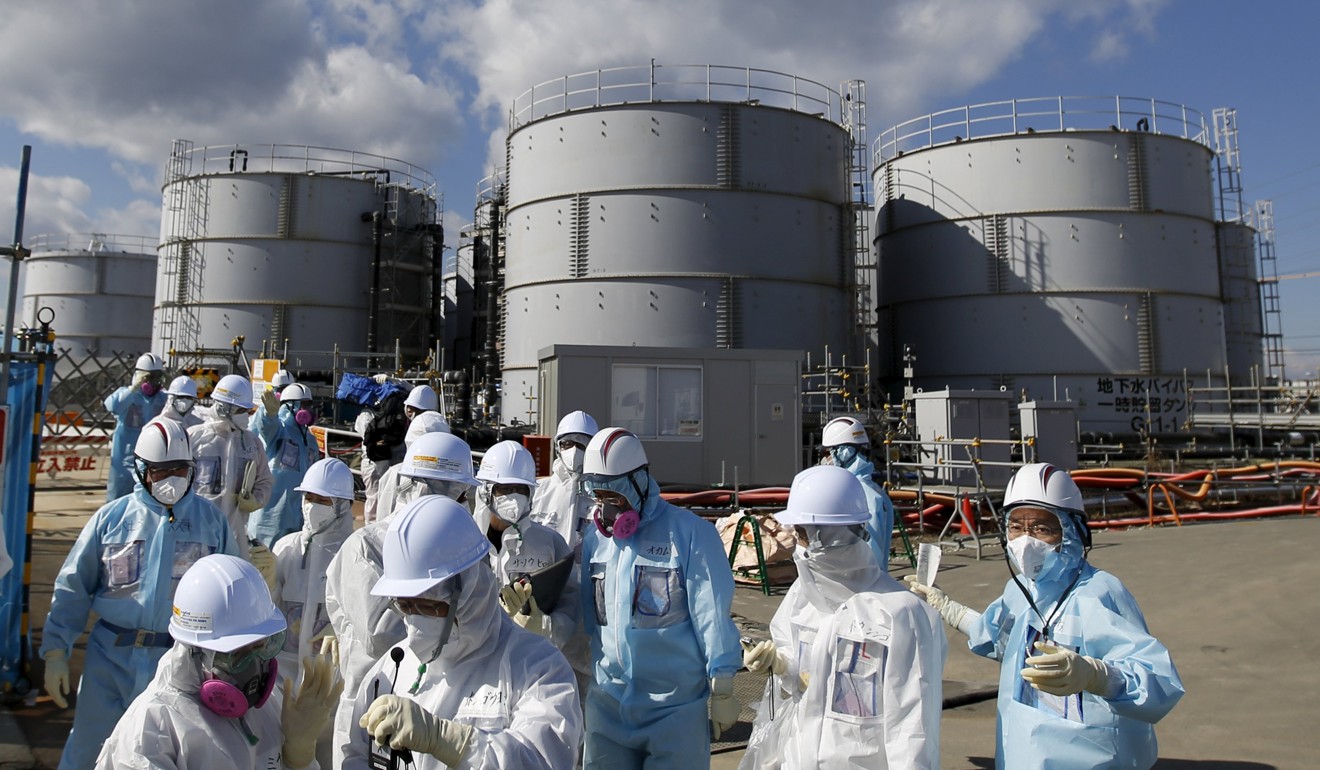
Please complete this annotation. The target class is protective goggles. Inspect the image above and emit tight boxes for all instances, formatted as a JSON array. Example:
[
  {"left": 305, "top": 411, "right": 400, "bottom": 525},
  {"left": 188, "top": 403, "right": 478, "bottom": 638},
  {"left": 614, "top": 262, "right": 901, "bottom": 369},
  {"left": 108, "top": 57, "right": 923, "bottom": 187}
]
[
  {"left": 580, "top": 472, "right": 645, "bottom": 504},
  {"left": 213, "top": 402, "right": 252, "bottom": 417},
  {"left": 793, "top": 524, "right": 870, "bottom": 549},
  {"left": 390, "top": 575, "right": 460, "bottom": 617},
  {"left": 211, "top": 630, "right": 286, "bottom": 673}
]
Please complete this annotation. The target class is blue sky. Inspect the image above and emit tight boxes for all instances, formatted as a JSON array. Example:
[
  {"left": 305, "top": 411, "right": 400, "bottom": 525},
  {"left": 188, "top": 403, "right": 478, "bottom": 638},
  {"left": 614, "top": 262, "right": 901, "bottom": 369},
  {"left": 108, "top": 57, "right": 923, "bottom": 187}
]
[{"left": 1, "top": 0, "right": 1318, "bottom": 375}]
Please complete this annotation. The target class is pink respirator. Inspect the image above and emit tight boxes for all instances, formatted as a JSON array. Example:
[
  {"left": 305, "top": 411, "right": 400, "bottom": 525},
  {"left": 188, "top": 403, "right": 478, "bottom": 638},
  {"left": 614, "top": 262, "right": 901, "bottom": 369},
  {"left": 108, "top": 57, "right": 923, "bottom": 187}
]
[
  {"left": 140, "top": 381, "right": 160, "bottom": 397},
  {"left": 294, "top": 408, "right": 315, "bottom": 426},
  {"left": 594, "top": 504, "right": 639, "bottom": 539},
  {"left": 199, "top": 658, "right": 278, "bottom": 718}
]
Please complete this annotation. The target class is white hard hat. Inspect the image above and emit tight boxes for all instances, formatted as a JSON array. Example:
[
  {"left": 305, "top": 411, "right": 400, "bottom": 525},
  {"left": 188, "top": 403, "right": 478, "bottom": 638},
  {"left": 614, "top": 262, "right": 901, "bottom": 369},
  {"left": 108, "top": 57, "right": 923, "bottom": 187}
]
[
  {"left": 134, "top": 418, "right": 193, "bottom": 466},
  {"left": 279, "top": 382, "right": 313, "bottom": 403},
  {"left": 401, "top": 432, "right": 478, "bottom": 486},
  {"left": 476, "top": 440, "right": 539, "bottom": 488},
  {"left": 1003, "top": 463, "right": 1084, "bottom": 514},
  {"left": 134, "top": 353, "right": 164, "bottom": 372},
  {"left": 295, "top": 458, "right": 355, "bottom": 500},
  {"left": 555, "top": 410, "right": 599, "bottom": 441},
  {"left": 776, "top": 465, "right": 870, "bottom": 526},
  {"left": 211, "top": 374, "right": 254, "bottom": 409},
  {"left": 165, "top": 375, "right": 198, "bottom": 398},
  {"left": 821, "top": 416, "right": 869, "bottom": 447},
  {"left": 270, "top": 369, "right": 295, "bottom": 388},
  {"left": 583, "top": 427, "right": 648, "bottom": 479},
  {"left": 404, "top": 384, "right": 439, "bottom": 412},
  {"left": 370, "top": 496, "right": 490, "bottom": 598},
  {"left": 405, "top": 411, "right": 450, "bottom": 446},
  {"left": 169, "top": 554, "right": 286, "bottom": 652}
]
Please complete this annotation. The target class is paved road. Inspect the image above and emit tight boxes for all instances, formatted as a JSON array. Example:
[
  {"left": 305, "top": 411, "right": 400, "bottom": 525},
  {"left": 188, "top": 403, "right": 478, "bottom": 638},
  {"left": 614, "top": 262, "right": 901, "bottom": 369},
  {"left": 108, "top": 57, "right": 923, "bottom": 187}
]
[{"left": 5, "top": 484, "right": 1317, "bottom": 769}]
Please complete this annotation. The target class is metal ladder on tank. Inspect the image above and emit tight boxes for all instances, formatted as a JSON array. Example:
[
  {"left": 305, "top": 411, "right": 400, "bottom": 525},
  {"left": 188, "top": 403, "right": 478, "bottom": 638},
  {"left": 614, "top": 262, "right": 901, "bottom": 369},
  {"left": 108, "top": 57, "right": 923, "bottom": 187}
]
[
  {"left": 157, "top": 140, "right": 207, "bottom": 354},
  {"left": 842, "top": 80, "right": 874, "bottom": 354}
]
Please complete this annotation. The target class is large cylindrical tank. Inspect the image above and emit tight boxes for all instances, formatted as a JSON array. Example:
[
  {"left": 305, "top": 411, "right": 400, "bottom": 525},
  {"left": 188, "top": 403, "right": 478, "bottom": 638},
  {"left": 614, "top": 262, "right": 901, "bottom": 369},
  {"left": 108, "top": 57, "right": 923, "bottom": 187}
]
[
  {"left": 23, "top": 233, "right": 157, "bottom": 363},
  {"left": 501, "top": 64, "right": 852, "bottom": 419},
  {"left": 152, "top": 143, "right": 439, "bottom": 368},
  {"left": 1217, "top": 220, "right": 1264, "bottom": 382},
  {"left": 875, "top": 97, "right": 1233, "bottom": 434}
]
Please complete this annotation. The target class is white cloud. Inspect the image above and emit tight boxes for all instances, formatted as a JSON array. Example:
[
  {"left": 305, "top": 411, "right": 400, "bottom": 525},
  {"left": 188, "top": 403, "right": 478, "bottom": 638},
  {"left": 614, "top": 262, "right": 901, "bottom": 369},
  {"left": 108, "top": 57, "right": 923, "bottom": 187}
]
[{"left": 0, "top": 167, "right": 95, "bottom": 238}]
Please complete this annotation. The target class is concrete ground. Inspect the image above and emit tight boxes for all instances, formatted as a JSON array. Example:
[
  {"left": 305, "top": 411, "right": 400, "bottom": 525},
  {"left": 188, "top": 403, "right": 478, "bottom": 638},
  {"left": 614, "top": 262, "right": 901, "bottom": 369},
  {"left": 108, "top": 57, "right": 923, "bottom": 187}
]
[{"left": 3, "top": 479, "right": 1317, "bottom": 769}]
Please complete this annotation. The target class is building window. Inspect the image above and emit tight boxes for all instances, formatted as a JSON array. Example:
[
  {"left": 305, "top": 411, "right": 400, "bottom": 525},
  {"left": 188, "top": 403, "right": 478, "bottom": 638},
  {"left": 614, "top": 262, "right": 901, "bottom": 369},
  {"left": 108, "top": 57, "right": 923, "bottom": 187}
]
[{"left": 611, "top": 365, "right": 703, "bottom": 438}]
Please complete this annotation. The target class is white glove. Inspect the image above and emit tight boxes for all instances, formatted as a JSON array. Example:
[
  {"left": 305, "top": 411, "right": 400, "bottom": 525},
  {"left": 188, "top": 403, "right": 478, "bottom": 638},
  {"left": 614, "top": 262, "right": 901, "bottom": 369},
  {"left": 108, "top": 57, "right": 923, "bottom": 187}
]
[
  {"left": 373, "top": 374, "right": 390, "bottom": 385},
  {"left": 905, "top": 575, "right": 974, "bottom": 631},
  {"left": 742, "top": 640, "right": 786, "bottom": 676},
  {"left": 248, "top": 543, "right": 277, "bottom": 592},
  {"left": 1021, "top": 641, "right": 1115, "bottom": 697},
  {"left": 360, "top": 694, "right": 475, "bottom": 766},
  {"left": 710, "top": 676, "right": 740, "bottom": 740},
  {"left": 282, "top": 651, "right": 344, "bottom": 768},
  {"left": 44, "top": 650, "right": 70, "bottom": 709},
  {"left": 499, "top": 581, "right": 549, "bottom": 637}
]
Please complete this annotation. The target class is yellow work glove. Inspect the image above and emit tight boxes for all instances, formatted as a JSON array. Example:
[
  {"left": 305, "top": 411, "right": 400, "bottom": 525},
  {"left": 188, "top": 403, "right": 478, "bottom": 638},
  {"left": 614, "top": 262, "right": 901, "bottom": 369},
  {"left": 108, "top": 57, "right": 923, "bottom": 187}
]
[
  {"left": 709, "top": 676, "right": 740, "bottom": 740},
  {"left": 44, "top": 650, "right": 71, "bottom": 709},
  {"left": 905, "top": 575, "right": 974, "bottom": 630},
  {"left": 247, "top": 542, "right": 277, "bottom": 593},
  {"left": 237, "top": 491, "right": 263, "bottom": 513},
  {"left": 1021, "top": 641, "right": 1115, "bottom": 697},
  {"left": 282, "top": 650, "right": 344, "bottom": 768},
  {"left": 499, "top": 581, "right": 548, "bottom": 637},
  {"left": 261, "top": 388, "right": 279, "bottom": 417},
  {"left": 361, "top": 694, "right": 475, "bottom": 766}
]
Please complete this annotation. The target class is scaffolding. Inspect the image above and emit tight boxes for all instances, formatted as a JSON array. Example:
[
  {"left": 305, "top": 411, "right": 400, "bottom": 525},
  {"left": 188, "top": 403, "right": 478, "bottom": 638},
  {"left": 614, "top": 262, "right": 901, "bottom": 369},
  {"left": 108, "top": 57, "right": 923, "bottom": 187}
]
[
  {"left": 1254, "top": 200, "right": 1285, "bottom": 383},
  {"left": 842, "top": 80, "right": 875, "bottom": 363}
]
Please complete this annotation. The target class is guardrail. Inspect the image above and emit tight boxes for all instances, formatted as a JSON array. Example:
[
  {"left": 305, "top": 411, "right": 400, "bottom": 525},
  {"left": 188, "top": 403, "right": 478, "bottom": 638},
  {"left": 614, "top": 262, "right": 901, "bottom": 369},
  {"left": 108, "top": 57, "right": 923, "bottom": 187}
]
[
  {"left": 875, "top": 95, "right": 1210, "bottom": 164},
  {"left": 179, "top": 143, "right": 437, "bottom": 194}
]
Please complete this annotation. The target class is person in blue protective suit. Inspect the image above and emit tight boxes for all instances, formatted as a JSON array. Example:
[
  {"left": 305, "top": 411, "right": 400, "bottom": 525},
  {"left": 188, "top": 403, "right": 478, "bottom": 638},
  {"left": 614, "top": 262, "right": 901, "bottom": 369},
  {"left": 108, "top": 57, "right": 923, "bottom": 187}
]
[
  {"left": 249, "top": 383, "right": 322, "bottom": 549},
  {"left": 579, "top": 427, "right": 744, "bottom": 770},
  {"left": 820, "top": 415, "right": 895, "bottom": 570},
  {"left": 103, "top": 353, "right": 168, "bottom": 501},
  {"left": 908, "top": 463, "right": 1185, "bottom": 770},
  {"left": 251, "top": 368, "right": 295, "bottom": 437},
  {"left": 40, "top": 418, "right": 240, "bottom": 770}
]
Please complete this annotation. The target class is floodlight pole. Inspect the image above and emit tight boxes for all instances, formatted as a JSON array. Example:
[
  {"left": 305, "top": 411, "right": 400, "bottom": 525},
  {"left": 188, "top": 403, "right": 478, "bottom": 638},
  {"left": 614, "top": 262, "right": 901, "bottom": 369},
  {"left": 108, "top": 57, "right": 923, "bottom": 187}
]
[{"left": 0, "top": 145, "right": 32, "bottom": 404}]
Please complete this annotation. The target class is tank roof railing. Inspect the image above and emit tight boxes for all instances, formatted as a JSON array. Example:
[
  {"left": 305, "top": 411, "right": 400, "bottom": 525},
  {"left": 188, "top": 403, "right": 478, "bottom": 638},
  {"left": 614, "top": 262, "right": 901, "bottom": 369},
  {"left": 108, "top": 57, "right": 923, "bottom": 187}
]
[
  {"left": 27, "top": 233, "right": 158, "bottom": 255},
  {"left": 875, "top": 96, "right": 1211, "bottom": 164},
  {"left": 509, "top": 63, "right": 844, "bottom": 130},
  {"left": 177, "top": 143, "right": 437, "bottom": 195}
]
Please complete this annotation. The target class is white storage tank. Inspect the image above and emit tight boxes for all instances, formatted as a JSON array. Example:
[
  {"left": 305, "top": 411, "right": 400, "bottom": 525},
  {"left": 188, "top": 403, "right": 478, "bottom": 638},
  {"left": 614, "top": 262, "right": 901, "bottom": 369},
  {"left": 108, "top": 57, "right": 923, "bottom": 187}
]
[
  {"left": 22, "top": 233, "right": 157, "bottom": 362},
  {"left": 875, "top": 97, "right": 1235, "bottom": 434},
  {"left": 152, "top": 142, "right": 440, "bottom": 367},
  {"left": 499, "top": 64, "right": 853, "bottom": 420}
]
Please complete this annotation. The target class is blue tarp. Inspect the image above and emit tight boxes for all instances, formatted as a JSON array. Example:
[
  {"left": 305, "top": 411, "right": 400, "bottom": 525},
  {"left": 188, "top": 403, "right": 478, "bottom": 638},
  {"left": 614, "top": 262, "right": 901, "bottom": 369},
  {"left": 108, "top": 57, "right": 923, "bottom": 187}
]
[
  {"left": 0, "top": 361, "right": 47, "bottom": 690},
  {"left": 335, "top": 371, "right": 406, "bottom": 406}
]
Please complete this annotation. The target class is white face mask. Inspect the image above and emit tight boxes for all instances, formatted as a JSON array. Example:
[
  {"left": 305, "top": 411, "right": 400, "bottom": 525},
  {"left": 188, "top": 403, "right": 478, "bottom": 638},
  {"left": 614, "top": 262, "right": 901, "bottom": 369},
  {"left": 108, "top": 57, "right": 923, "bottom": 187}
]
[
  {"left": 561, "top": 446, "right": 584, "bottom": 474},
  {"left": 302, "top": 500, "right": 338, "bottom": 532},
  {"left": 402, "top": 614, "right": 453, "bottom": 664},
  {"left": 151, "top": 475, "right": 189, "bottom": 506},
  {"left": 172, "top": 398, "right": 195, "bottom": 416},
  {"left": 1007, "top": 535, "right": 1055, "bottom": 581},
  {"left": 230, "top": 412, "right": 251, "bottom": 430},
  {"left": 492, "top": 492, "right": 528, "bottom": 524}
]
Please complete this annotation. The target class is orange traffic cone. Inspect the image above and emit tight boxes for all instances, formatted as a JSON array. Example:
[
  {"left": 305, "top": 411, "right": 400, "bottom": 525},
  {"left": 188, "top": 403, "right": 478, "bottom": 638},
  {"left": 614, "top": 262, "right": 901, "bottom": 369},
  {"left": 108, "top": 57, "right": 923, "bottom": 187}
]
[{"left": 959, "top": 497, "right": 978, "bottom": 535}]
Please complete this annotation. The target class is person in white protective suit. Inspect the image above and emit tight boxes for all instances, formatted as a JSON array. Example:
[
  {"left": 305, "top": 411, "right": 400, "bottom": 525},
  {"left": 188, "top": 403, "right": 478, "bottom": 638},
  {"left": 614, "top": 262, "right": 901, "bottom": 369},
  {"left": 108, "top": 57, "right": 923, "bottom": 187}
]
[
  {"left": 159, "top": 375, "right": 203, "bottom": 431},
  {"left": 530, "top": 410, "right": 599, "bottom": 552},
  {"left": 41, "top": 418, "right": 240, "bottom": 770},
  {"left": 324, "top": 431, "right": 478, "bottom": 767},
  {"left": 343, "top": 495, "right": 583, "bottom": 769},
  {"left": 474, "top": 440, "right": 579, "bottom": 648},
  {"left": 252, "top": 368, "right": 296, "bottom": 437},
  {"left": 908, "top": 463, "right": 1184, "bottom": 770},
  {"left": 188, "top": 373, "right": 274, "bottom": 566},
  {"left": 820, "top": 416, "right": 896, "bottom": 570},
  {"left": 103, "top": 352, "right": 167, "bottom": 501},
  {"left": 271, "top": 457, "right": 356, "bottom": 770},
  {"left": 374, "top": 410, "right": 451, "bottom": 523},
  {"left": 97, "top": 554, "right": 341, "bottom": 769},
  {"left": 403, "top": 383, "right": 440, "bottom": 419},
  {"left": 528, "top": 411, "right": 599, "bottom": 708},
  {"left": 740, "top": 465, "right": 946, "bottom": 770}
]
